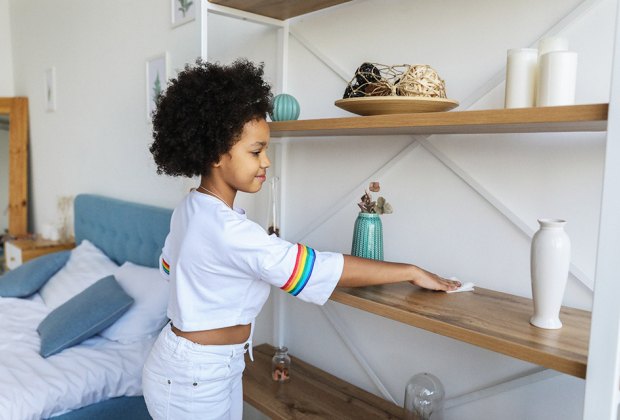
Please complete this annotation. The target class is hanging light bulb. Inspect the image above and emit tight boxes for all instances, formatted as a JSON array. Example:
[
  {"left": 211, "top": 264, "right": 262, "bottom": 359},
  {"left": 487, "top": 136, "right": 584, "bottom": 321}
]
[{"left": 403, "top": 372, "right": 445, "bottom": 420}]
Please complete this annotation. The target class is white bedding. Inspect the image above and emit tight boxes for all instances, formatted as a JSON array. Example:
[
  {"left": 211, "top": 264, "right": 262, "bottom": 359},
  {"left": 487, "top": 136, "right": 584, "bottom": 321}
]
[{"left": 0, "top": 295, "right": 156, "bottom": 420}]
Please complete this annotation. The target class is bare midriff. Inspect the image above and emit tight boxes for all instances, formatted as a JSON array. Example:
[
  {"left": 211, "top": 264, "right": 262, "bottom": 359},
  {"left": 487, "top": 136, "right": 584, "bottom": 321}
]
[{"left": 171, "top": 323, "right": 251, "bottom": 345}]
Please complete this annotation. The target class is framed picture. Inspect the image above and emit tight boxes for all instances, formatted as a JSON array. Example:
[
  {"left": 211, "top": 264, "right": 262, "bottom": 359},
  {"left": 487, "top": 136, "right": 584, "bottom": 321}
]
[
  {"left": 146, "top": 53, "right": 168, "bottom": 120},
  {"left": 45, "top": 67, "right": 56, "bottom": 112},
  {"left": 171, "top": 0, "right": 196, "bottom": 28}
]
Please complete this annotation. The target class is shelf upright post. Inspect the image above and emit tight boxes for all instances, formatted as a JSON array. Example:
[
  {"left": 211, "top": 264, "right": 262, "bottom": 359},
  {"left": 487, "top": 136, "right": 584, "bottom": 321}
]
[
  {"left": 583, "top": 1, "right": 620, "bottom": 419},
  {"left": 273, "top": 20, "right": 290, "bottom": 349},
  {"left": 200, "top": 0, "right": 208, "bottom": 60}
]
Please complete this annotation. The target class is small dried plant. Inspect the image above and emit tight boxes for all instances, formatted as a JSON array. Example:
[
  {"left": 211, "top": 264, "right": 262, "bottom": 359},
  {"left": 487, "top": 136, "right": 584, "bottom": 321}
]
[
  {"left": 57, "top": 196, "right": 74, "bottom": 241},
  {"left": 358, "top": 182, "right": 393, "bottom": 214}
]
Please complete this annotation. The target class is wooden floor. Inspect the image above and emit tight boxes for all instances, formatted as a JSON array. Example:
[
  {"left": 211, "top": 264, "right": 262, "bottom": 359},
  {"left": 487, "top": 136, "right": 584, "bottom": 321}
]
[{"left": 243, "top": 344, "right": 404, "bottom": 419}]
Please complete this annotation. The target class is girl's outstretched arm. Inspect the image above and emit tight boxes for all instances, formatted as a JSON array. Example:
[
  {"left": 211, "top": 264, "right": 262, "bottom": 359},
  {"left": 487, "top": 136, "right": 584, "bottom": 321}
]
[{"left": 338, "top": 255, "right": 460, "bottom": 291}]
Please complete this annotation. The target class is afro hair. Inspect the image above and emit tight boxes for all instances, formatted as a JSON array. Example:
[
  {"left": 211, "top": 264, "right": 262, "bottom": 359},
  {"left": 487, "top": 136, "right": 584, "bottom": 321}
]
[{"left": 150, "top": 58, "right": 273, "bottom": 177}]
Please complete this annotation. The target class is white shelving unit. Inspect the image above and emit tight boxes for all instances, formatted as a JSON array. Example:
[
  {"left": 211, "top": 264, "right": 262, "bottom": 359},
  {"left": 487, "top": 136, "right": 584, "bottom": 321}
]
[
  {"left": 582, "top": 2, "right": 620, "bottom": 416},
  {"left": 200, "top": 1, "right": 620, "bottom": 418}
]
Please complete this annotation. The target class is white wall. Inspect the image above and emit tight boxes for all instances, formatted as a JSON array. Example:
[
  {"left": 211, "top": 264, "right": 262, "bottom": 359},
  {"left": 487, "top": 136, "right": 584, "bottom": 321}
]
[
  {"left": 6, "top": 0, "right": 616, "bottom": 418},
  {"left": 1, "top": 0, "right": 13, "bottom": 234},
  {"left": 9, "top": 0, "right": 201, "bottom": 230},
  {"left": 0, "top": 0, "right": 14, "bottom": 96}
]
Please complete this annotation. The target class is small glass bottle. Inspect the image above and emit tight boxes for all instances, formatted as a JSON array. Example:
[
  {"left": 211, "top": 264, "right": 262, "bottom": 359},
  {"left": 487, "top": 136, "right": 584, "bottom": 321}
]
[
  {"left": 267, "top": 177, "right": 280, "bottom": 237},
  {"left": 271, "top": 346, "right": 291, "bottom": 382},
  {"left": 403, "top": 372, "right": 445, "bottom": 420}
]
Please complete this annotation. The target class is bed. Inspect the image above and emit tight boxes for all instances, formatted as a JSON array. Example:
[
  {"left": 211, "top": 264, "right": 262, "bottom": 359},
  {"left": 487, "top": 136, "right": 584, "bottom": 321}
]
[{"left": 0, "top": 194, "right": 172, "bottom": 419}]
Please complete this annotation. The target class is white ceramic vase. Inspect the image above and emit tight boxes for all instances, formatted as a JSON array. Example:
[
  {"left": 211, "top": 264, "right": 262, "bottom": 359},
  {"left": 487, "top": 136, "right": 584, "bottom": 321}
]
[{"left": 530, "top": 219, "right": 571, "bottom": 329}]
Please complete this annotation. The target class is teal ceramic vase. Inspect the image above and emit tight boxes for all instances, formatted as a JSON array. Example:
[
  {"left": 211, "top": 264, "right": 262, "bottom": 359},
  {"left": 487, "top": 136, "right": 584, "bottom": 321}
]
[
  {"left": 351, "top": 212, "right": 384, "bottom": 261},
  {"left": 270, "top": 93, "right": 300, "bottom": 121}
]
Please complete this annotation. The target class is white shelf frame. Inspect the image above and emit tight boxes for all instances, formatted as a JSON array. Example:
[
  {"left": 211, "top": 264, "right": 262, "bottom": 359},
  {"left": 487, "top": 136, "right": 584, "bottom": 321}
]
[
  {"left": 200, "top": 1, "right": 620, "bottom": 417},
  {"left": 583, "top": 0, "right": 620, "bottom": 417}
]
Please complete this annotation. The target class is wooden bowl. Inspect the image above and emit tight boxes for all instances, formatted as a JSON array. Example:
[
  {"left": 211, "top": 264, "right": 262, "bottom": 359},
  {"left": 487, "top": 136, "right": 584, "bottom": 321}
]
[{"left": 335, "top": 96, "right": 459, "bottom": 116}]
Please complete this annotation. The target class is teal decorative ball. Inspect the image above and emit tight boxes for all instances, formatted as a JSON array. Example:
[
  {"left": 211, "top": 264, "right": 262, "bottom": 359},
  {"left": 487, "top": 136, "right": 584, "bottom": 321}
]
[{"left": 270, "top": 94, "right": 300, "bottom": 121}]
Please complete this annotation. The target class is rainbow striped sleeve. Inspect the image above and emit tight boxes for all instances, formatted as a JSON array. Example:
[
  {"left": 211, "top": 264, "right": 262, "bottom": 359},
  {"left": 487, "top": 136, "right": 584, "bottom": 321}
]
[
  {"left": 280, "top": 244, "right": 316, "bottom": 296},
  {"left": 161, "top": 258, "right": 170, "bottom": 275}
]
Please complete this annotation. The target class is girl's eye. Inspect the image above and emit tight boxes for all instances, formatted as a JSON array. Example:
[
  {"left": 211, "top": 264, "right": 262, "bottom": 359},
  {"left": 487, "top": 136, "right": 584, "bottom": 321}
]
[{"left": 252, "top": 151, "right": 261, "bottom": 156}]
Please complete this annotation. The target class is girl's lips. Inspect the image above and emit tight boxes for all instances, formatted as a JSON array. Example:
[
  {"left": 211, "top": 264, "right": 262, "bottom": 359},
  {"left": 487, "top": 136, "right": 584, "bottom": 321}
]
[{"left": 256, "top": 175, "right": 266, "bottom": 181}]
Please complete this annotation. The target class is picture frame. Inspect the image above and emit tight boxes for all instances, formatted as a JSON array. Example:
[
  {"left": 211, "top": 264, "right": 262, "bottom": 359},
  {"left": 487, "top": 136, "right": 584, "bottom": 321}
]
[
  {"left": 146, "top": 53, "right": 168, "bottom": 121},
  {"left": 45, "top": 67, "right": 56, "bottom": 112},
  {"left": 171, "top": 0, "right": 196, "bottom": 28}
]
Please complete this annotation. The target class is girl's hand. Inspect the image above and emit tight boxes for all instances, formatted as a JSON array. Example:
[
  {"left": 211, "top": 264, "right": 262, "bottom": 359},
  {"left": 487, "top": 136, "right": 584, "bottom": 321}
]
[{"left": 410, "top": 268, "right": 460, "bottom": 291}]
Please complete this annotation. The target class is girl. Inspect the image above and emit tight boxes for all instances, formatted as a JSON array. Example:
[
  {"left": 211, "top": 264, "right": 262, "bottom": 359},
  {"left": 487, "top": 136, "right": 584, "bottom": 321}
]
[{"left": 143, "top": 58, "right": 460, "bottom": 420}]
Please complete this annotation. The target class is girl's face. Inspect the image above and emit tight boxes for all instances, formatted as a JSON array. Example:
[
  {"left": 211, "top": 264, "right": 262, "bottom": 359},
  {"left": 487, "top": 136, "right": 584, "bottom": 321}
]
[{"left": 215, "top": 118, "right": 271, "bottom": 194}]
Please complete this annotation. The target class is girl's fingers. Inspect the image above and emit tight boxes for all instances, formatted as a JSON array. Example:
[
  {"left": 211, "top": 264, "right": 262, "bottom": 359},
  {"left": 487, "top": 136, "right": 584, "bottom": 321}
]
[{"left": 447, "top": 278, "right": 461, "bottom": 287}]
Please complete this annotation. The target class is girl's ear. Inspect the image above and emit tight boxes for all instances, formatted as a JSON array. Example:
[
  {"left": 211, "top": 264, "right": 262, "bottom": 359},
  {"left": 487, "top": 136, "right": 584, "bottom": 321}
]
[
  {"left": 213, "top": 151, "right": 231, "bottom": 168},
  {"left": 212, "top": 154, "right": 225, "bottom": 168}
]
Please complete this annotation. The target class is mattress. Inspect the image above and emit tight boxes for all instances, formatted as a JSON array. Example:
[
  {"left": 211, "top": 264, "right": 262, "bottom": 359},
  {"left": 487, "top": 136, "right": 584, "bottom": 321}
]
[{"left": 0, "top": 295, "right": 155, "bottom": 420}]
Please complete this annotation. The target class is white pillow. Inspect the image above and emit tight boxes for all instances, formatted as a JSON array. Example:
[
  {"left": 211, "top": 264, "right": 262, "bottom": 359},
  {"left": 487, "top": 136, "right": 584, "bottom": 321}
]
[
  {"left": 39, "top": 240, "right": 119, "bottom": 309},
  {"left": 99, "top": 261, "right": 169, "bottom": 343}
]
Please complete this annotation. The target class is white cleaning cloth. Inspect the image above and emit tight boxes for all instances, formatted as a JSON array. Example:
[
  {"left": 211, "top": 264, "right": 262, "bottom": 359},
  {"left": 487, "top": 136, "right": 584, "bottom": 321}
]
[{"left": 445, "top": 277, "right": 475, "bottom": 293}]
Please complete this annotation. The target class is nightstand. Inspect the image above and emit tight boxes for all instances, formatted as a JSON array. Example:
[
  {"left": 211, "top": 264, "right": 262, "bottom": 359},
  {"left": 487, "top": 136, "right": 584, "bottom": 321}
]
[{"left": 4, "top": 237, "right": 75, "bottom": 270}]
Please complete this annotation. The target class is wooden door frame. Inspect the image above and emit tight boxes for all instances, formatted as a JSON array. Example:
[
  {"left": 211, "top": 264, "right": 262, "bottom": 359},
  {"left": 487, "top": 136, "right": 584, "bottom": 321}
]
[{"left": 0, "top": 97, "right": 29, "bottom": 235}]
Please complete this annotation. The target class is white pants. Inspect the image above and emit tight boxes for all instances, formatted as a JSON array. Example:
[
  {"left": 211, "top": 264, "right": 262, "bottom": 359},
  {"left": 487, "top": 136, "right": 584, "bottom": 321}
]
[{"left": 142, "top": 323, "right": 250, "bottom": 420}]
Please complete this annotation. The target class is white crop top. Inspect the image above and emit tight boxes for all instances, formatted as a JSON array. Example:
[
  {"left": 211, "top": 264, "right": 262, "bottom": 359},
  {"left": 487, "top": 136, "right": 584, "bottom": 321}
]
[{"left": 160, "top": 191, "right": 344, "bottom": 332}]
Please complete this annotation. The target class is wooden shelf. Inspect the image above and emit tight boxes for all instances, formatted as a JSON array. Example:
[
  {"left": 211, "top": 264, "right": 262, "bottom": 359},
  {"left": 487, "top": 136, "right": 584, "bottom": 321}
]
[
  {"left": 269, "top": 103, "right": 608, "bottom": 137},
  {"left": 208, "top": 0, "right": 352, "bottom": 20},
  {"left": 267, "top": 103, "right": 596, "bottom": 379},
  {"left": 330, "top": 284, "right": 590, "bottom": 378},
  {"left": 243, "top": 344, "right": 403, "bottom": 419}
]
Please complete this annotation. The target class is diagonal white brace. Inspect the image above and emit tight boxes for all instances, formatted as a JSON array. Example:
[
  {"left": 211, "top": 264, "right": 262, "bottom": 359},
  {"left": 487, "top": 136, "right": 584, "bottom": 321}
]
[{"left": 321, "top": 303, "right": 397, "bottom": 404}]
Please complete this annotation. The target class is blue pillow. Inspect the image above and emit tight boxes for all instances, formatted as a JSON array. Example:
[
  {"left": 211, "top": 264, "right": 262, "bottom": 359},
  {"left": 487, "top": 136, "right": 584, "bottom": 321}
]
[
  {"left": 0, "top": 251, "right": 70, "bottom": 297},
  {"left": 37, "top": 275, "right": 134, "bottom": 358}
]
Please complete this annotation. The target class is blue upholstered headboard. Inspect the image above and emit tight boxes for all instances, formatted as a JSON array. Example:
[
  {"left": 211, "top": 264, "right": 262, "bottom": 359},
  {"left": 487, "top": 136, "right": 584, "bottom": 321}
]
[{"left": 73, "top": 194, "right": 172, "bottom": 268}]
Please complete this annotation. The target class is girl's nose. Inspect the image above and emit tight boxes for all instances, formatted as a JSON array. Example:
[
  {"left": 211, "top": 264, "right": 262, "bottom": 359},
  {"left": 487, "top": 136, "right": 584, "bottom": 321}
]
[{"left": 261, "top": 155, "right": 271, "bottom": 168}]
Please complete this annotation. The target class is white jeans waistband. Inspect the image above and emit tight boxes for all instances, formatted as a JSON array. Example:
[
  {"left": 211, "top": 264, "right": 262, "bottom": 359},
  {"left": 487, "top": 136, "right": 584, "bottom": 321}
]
[{"left": 163, "top": 322, "right": 254, "bottom": 361}]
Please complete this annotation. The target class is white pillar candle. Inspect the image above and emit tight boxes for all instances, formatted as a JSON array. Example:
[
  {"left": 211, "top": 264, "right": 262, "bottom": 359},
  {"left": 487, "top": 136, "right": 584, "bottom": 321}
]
[
  {"left": 536, "top": 51, "right": 578, "bottom": 107},
  {"left": 538, "top": 36, "right": 569, "bottom": 57},
  {"left": 505, "top": 48, "right": 538, "bottom": 108}
]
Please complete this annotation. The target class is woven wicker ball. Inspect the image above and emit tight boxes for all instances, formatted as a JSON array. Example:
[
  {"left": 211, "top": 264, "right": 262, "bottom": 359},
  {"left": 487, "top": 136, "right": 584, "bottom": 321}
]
[
  {"left": 395, "top": 65, "right": 447, "bottom": 98},
  {"left": 343, "top": 63, "right": 448, "bottom": 99},
  {"left": 365, "top": 81, "right": 393, "bottom": 96}
]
